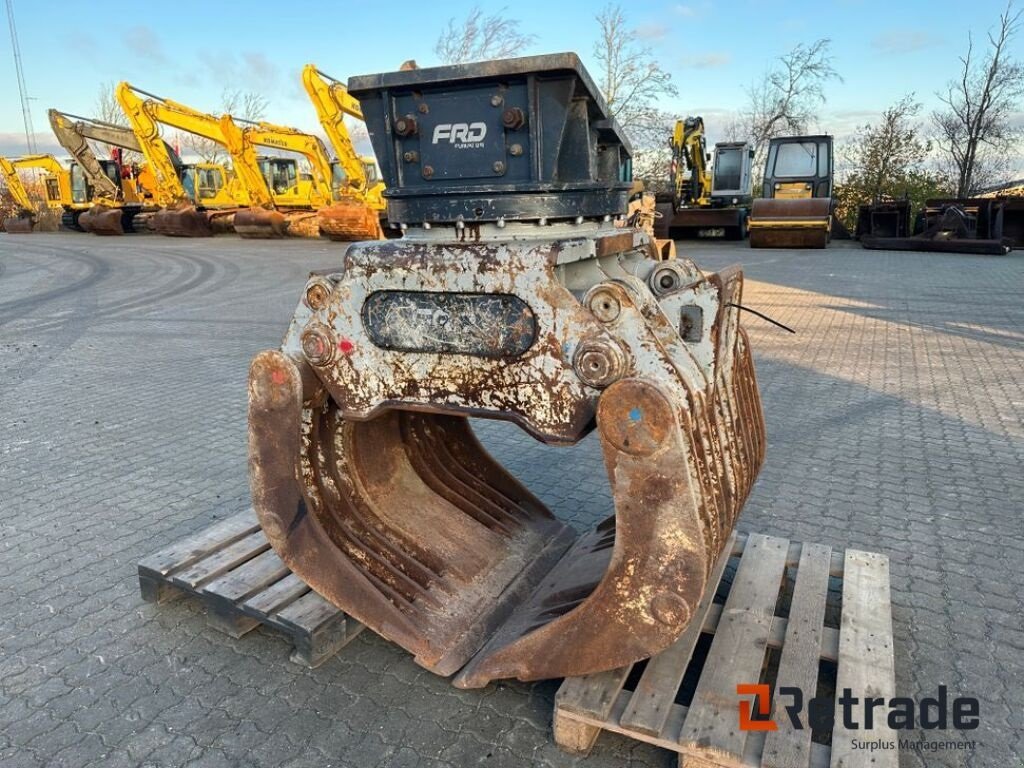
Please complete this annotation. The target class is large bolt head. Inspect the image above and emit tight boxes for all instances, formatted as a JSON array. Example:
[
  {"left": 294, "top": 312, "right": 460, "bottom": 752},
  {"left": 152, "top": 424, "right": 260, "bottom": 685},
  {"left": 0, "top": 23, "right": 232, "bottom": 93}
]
[
  {"left": 301, "top": 325, "right": 336, "bottom": 366},
  {"left": 305, "top": 282, "right": 330, "bottom": 310},
  {"left": 587, "top": 287, "right": 622, "bottom": 323},
  {"left": 573, "top": 339, "right": 628, "bottom": 388}
]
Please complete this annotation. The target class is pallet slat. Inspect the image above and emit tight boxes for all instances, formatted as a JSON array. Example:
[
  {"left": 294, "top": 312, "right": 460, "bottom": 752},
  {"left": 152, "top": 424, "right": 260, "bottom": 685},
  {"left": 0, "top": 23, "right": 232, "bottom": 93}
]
[
  {"left": 172, "top": 530, "right": 270, "bottom": 590},
  {"left": 138, "top": 511, "right": 361, "bottom": 669},
  {"left": 677, "top": 533, "right": 790, "bottom": 764},
  {"left": 830, "top": 551, "right": 896, "bottom": 768},
  {"left": 139, "top": 510, "right": 260, "bottom": 578},
  {"left": 553, "top": 533, "right": 895, "bottom": 768},
  {"left": 761, "top": 543, "right": 832, "bottom": 768}
]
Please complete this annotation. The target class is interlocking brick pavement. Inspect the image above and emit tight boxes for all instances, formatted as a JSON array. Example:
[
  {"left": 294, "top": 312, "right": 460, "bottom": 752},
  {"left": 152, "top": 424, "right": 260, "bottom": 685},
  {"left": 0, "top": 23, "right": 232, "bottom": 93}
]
[{"left": 0, "top": 234, "right": 1021, "bottom": 767}]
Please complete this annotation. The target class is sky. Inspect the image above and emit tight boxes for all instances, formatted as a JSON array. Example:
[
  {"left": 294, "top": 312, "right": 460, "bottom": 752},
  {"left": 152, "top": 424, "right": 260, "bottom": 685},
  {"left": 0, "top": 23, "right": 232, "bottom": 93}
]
[{"left": 1, "top": 0, "right": 1022, "bottom": 170}]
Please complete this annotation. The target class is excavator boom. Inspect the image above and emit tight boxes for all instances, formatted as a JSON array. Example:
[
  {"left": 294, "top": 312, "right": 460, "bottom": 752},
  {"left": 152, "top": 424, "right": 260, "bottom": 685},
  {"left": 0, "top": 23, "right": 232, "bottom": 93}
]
[
  {"left": 302, "top": 64, "right": 385, "bottom": 240},
  {"left": 48, "top": 108, "right": 178, "bottom": 235},
  {"left": 117, "top": 82, "right": 260, "bottom": 236},
  {"left": 1, "top": 154, "right": 71, "bottom": 233}
]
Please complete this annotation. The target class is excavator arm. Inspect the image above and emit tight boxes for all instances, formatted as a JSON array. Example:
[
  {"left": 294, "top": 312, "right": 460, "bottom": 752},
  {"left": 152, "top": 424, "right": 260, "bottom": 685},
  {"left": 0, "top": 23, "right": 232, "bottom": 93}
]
[
  {"left": 229, "top": 119, "right": 334, "bottom": 208},
  {"left": 302, "top": 64, "right": 374, "bottom": 197},
  {"left": 115, "top": 83, "right": 190, "bottom": 207},
  {"left": 48, "top": 108, "right": 180, "bottom": 204},
  {"left": 670, "top": 117, "right": 711, "bottom": 208},
  {"left": 1, "top": 154, "right": 71, "bottom": 232},
  {"left": 1, "top": 158, "right": 38, "bottom": 212}
]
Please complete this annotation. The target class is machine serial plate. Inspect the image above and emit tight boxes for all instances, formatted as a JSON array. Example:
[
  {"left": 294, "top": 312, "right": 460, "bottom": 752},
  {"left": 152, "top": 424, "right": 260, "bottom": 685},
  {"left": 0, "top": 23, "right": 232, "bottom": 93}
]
[{"left": 362, "top": 291, "right": 537, "bottom": 358}]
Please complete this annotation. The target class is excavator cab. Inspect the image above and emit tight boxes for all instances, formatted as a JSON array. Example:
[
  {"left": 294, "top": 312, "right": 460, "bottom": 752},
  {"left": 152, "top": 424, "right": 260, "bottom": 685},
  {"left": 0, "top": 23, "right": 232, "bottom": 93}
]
[
  {"left": 248, "top": 54, "right": 765, "bottom": 688},
  {"left": 710, "top": 143, "right": 754, "bottom": 204},
  {"left": 748, "top": 135, "right": 834, "bottom": 248}
]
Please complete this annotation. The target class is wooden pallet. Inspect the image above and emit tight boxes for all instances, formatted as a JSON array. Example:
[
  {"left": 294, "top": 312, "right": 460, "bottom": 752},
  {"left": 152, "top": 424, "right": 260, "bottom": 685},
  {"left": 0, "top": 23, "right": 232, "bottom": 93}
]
[
  {"left": 138, "top": 509, "right": 363, "bottom": 668},
  {"left": 553, "top": 531, "right": 896, "bottom": 768}
]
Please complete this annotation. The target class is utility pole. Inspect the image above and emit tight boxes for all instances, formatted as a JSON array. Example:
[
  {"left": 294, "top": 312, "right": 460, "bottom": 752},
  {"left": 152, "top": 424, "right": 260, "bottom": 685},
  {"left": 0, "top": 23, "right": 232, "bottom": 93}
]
[{"left": 6, "top": 0, "right": 36, "bottom": 154}]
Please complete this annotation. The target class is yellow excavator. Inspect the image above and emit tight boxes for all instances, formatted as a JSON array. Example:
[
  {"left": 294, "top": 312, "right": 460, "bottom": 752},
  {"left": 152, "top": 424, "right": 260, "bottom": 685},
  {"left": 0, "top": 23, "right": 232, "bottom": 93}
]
[
  {"left": 302, "top": 64, "right": 386, "bottom": 239},
  {"left": 748, "top": 135, "right": 834, "bottom": 248},
  {"left": 219, "top": 116, "right": 336, "bottom": 238},
  {"left": 656, "top": 117, "right": 753, "bottom": 240},
  {"left": 116, "top": 82, "right": 251, "bottom": 237},
  {"left": 0, "top": 154, "right": 70, "bottom": 232},
  {"left": 47, "top": 109, "right": 166, "bottom": 235}
]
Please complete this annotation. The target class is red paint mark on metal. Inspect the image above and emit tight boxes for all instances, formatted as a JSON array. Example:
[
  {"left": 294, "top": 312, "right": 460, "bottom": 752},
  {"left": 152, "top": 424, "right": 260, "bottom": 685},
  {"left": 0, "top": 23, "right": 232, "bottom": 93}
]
[
  {"left": 338, "top": 339, "right": 355, "bottom": 355},
  {"left": 271, "top": 369, "right": 286, "bottom": 385}
]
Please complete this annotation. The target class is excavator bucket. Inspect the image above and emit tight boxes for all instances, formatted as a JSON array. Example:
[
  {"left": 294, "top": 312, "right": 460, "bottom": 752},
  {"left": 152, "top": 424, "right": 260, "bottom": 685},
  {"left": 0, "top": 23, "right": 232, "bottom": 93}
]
[
  {"left": 2, "top": 212, "right": 35, "bottom": 233},
  {"left": 748, "top": 197, "right": 831, "bottom": 248},
  {"left": 80, "top": 204, "right": 129, "bottom": 236},
  {"left": 319, "top": 199, "right": 383, "bottom": 241},
  {"left": 233, "top": 207, "right": 289, "bottom": 238},
  {"left": 248, "top": 55, "right": 766, "bottom": 687},
  {"left": 152, "top": 204, "right": 215, "bottom": 237}
]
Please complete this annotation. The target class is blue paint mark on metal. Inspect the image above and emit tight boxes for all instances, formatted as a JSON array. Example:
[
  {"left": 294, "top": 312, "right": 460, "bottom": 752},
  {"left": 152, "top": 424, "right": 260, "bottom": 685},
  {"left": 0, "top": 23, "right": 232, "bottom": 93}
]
[{"left": 629, "top": 407, "right": 642, "bottom": 422}]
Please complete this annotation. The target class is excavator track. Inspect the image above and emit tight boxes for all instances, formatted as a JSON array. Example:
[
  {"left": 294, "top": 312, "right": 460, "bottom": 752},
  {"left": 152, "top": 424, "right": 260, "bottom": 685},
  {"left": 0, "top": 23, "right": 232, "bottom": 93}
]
[{"left": 247, "top": 54, "right": 767, "bottom": 687}]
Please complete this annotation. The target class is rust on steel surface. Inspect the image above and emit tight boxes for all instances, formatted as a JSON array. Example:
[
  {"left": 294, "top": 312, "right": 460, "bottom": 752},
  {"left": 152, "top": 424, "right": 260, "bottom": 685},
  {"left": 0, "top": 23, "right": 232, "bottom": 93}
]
[
  {"left": 2, "top": 213, "right": 34, "bottom": 233},
  {"left": 233, "top": 207, "right": 290, "bottom": 239},
  {"left": 319, "top": 201, "right": 383, "bottom": 241},
  {"left": 248, "top": 222, "right": 766, "bottom": 687},
  {"left": 152, "top": 204, "right": 215, "bottom": 237},
  {"left": 80, "top": 204, "right": 127, "bottom": 236}
]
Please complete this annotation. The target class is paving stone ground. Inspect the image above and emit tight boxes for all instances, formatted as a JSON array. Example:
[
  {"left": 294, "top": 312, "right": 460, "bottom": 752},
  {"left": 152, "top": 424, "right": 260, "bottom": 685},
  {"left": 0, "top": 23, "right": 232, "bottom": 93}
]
[{"left": 0, "top": 233, "right": 1021, "bottom": 768}]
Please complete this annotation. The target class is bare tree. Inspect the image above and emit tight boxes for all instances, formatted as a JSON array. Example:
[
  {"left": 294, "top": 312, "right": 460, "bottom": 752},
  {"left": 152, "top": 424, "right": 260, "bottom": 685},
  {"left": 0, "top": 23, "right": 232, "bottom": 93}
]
[
  {"left": 932, "top": 2, "right": 1023, "bottom": 197},
  {"left": 834, "top": 95, "right": 951, "bottom": 230},
  {"left": 435, "top": 6, "right": 535, "bottom": 64},
  {"left": 184, "top": 88, "right": 269, "bottom": 164},
  {"left": 87, "top": 81, "right": 142, "bottom": 162},
  {"left": 593, "top": 4, "right": 678, "bottom": 163},
  {"left": 739, "top": 39, "right": 841, "bottom": 178},
  {"left": 94, "top": 81, "right": 128, "bottom": 127}
]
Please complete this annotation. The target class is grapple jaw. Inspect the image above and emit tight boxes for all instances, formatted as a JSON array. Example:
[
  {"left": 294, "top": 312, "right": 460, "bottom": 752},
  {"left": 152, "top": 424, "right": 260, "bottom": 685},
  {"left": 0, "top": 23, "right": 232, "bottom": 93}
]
[{"left": 248, "top": 54, "right": 766, "bottom": 687}]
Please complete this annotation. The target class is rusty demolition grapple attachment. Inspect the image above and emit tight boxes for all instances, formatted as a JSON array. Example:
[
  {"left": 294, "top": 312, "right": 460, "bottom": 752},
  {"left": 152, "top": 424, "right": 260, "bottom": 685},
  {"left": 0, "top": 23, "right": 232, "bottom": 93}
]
[{"left": 249, "top": 54, "right": 766, "bottom": 688}]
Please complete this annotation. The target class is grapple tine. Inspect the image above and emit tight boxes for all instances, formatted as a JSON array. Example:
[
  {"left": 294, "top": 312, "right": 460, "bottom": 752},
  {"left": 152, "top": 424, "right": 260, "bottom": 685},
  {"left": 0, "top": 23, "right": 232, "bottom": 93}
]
[{"left": 248, "top": 54, "right": 767, "bottom": 688}]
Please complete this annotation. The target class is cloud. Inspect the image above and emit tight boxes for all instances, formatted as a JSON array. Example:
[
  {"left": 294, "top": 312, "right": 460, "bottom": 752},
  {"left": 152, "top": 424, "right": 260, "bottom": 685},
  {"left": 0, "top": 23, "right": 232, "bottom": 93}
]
[
  {"left": 682, "top": 53, "right": 731, "bottom": 69},
  {"left": 636, "top": 23, "right": 669, "bottom": 41},
  {"left": 124, "top": 25, "right": 168, "bottom": 64},
  {"left": 674, "top": 4, "right": 698, "bottom": 16},
  {"left": 871, "top": 30, "right": 942, "bottom": 54},
  {"left": 0, "top": 133, "right": 65, "bottom": 157}
]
